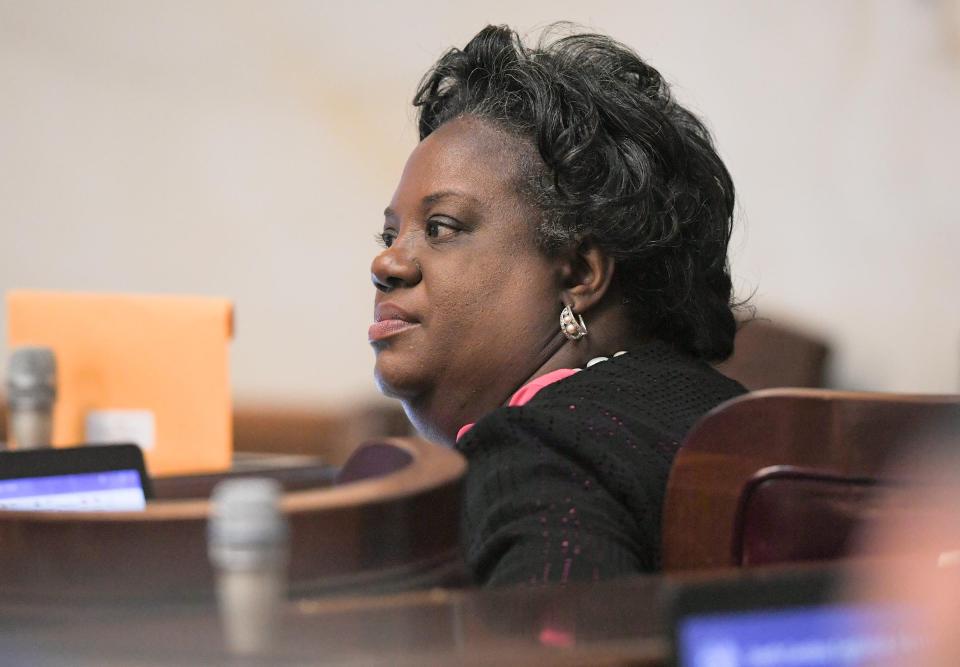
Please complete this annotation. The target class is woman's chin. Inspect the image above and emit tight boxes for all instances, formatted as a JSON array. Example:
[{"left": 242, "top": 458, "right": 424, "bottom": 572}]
[{"left": 373, "top": 356, "right": 426, "bottom": 400}]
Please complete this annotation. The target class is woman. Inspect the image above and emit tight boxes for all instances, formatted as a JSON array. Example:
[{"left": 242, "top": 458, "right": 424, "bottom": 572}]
[{"left": 369, "top": 25, "right": 745, "bottom": 586}]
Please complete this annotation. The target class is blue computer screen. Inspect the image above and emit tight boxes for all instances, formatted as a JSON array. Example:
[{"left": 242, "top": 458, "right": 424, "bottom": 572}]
[
  {"left": 0, "top": 469, "right": 146, "bottom": 511},
  {"left": 679, "top": 603, "right": 923, "bottom": 667}
]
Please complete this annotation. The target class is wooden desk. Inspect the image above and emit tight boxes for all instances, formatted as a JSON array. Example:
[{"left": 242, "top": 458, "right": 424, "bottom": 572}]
[
  {"left": 0, "top": 576, "right": 670, "bottom": 665},
  {"left": 0, "top": 439, "right": 466, "bottom": 602}
]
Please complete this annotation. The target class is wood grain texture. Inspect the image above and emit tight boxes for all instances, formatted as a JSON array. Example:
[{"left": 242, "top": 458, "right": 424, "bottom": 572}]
[{"left": 662, "top": 389, "right": 960, "bottom": 571}]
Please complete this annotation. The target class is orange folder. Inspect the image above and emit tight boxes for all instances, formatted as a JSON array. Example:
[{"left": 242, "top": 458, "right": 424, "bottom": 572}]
[{"left": 7, "top": 290, "right": 233, "bottom": 476}]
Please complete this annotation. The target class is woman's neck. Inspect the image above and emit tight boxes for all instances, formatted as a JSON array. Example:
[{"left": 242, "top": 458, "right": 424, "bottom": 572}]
[{"left": 404, "top": 307, "right": 645, "bottom": 446}]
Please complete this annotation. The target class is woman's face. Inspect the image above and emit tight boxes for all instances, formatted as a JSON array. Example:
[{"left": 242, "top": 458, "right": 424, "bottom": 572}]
[{"left": 370, "top": 117, "right": 562, "bottom": 441}]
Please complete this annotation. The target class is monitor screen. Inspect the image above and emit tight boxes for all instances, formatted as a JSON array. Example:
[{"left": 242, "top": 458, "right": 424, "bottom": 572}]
[
  {"left": 678, "top": 603, "right": 922, "bottom": 667},
  {"left": 0, "top": 469, "right": 147, "bottom": 512}
]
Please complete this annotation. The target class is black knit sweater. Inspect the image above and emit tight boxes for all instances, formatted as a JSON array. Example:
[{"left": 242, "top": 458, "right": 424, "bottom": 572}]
[{"left": 455, "top": 340, "right": 745, "bottom": 587}]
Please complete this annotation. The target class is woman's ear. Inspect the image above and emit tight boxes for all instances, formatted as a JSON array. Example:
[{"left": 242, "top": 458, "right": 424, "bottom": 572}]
[{"left": 557, "top": 239, "right": 616, "bottom": 312}]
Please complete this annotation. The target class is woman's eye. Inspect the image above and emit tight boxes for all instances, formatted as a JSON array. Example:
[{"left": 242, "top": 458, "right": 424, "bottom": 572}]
[
  {"left": 425, "top": 219, "right": 458, "bottom": 241},
  {"left": 376, "top": 230, "right": 397, "bottom": 248}
]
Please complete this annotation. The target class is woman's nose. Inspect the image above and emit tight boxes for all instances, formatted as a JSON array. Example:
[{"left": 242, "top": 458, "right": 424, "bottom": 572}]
[{"left": 370, "top": 245, "right": 422, "bottom": 292}]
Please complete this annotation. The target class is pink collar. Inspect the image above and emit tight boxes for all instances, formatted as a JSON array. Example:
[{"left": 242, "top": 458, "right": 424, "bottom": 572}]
[{"left": 455, "top": 368, "right": 579, "bottom": 442}]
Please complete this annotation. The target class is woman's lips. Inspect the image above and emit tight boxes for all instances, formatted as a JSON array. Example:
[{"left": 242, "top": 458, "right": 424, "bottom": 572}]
[
  {"left": 370, "top": 303, "right": 420, "bottom": 342},
  {"left": 368, "top": 318, "right": 419, "bottom": 342}
]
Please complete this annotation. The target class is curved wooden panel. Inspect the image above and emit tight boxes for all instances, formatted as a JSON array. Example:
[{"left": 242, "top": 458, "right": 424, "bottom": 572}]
[
  {"left": 0, "top": 437, "right": 467, "bottom": 602},
  {"left": 733, "top": 467, "right": 898, "bottom": 566},
  {"left": 662, "top": 389, "right": 960, "bottom": 572}
]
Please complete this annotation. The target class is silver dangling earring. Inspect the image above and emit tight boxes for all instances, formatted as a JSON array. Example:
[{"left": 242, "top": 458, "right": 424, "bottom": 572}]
[{"left": 560, "top": 304, "right": 588, "bottom": 341}]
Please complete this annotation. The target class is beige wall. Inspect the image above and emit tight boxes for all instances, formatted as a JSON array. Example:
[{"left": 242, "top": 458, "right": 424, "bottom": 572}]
[{"left": 1, "top": 1, "right": 958, "bottom": 407}]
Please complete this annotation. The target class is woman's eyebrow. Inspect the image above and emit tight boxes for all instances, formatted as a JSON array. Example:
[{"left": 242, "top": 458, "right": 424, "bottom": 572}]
[
  {"left": 383, "top": 190, "right": 480, "bottom": 221},
  {"left": 422, "top": 190, "right": 480, "bottom": 207}
]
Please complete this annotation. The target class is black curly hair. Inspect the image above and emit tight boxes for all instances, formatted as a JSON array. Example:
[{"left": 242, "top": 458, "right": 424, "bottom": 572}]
[{"left": 413, "top": 24, "right": 738, "bottom": 361}]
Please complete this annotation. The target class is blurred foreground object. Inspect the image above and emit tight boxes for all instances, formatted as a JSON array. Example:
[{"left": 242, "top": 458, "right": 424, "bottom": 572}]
[
  {"left": 5, "top": 346, "right": 56, "bottom": 449},
  {"left": 849, "top": 438, "right": 960, "bottom": 666},
  {"left": 669, "top": 566, "right": 930, "bottom": 666},
  {"left": 0, "top": 437, "right": 465, "bottom": 603},
  {"left": 716, "top": 318, "right": 830, "bottom": 390},
  {"left": 663, "top": 388, "right": 960, "bottom": 571},
  {"left": 209, "top": 478, "right": 288, "bottom": 656},
  {"left": 6, "top": 290, "right": 233, "bottom": 475}
]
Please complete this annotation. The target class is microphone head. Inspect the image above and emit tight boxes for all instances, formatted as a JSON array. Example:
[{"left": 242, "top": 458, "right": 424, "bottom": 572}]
[
  {"left": 208, "top": 478, "right": 289, "bottom": 570},
  {"left": 6, "top": 346, "right": 57, "bottom": 410}
]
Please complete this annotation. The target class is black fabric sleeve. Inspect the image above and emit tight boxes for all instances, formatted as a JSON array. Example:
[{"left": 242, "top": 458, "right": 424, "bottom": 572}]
[{"left": 456, "top": 403, "right": 660, "bottom": 587}]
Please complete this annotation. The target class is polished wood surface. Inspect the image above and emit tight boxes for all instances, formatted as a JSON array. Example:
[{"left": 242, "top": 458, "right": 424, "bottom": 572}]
[
  {"left": 2, "top": 563, "right": 878, "bottom": 665},
  {"left": 0, "top": 437, "right": 467, "bottom": 602},
  {"left": 0, "top": 573, "right": 671, "bottom": 666},
  {"left": 662, "top": 388, "right": 960, "bottom": 571}
]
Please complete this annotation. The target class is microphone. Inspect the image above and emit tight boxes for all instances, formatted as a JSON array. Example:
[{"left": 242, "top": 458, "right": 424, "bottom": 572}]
[
  {"left": 208, "top": 478, "right": 289, "bottom": 657},
  {"left": 6, "top": 346, "right": 57, "bottom": 449}
]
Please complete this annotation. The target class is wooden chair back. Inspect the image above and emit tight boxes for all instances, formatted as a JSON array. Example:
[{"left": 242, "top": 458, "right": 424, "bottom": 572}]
[
  {"left": 0, "top": 437, "right": 467, "bottom": 602},
  {"left": 715, "top": 319, "right": 830, "bottom": 390},
  {"left": 662, "top": 389, "right": 960, "bottom": 571}
]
